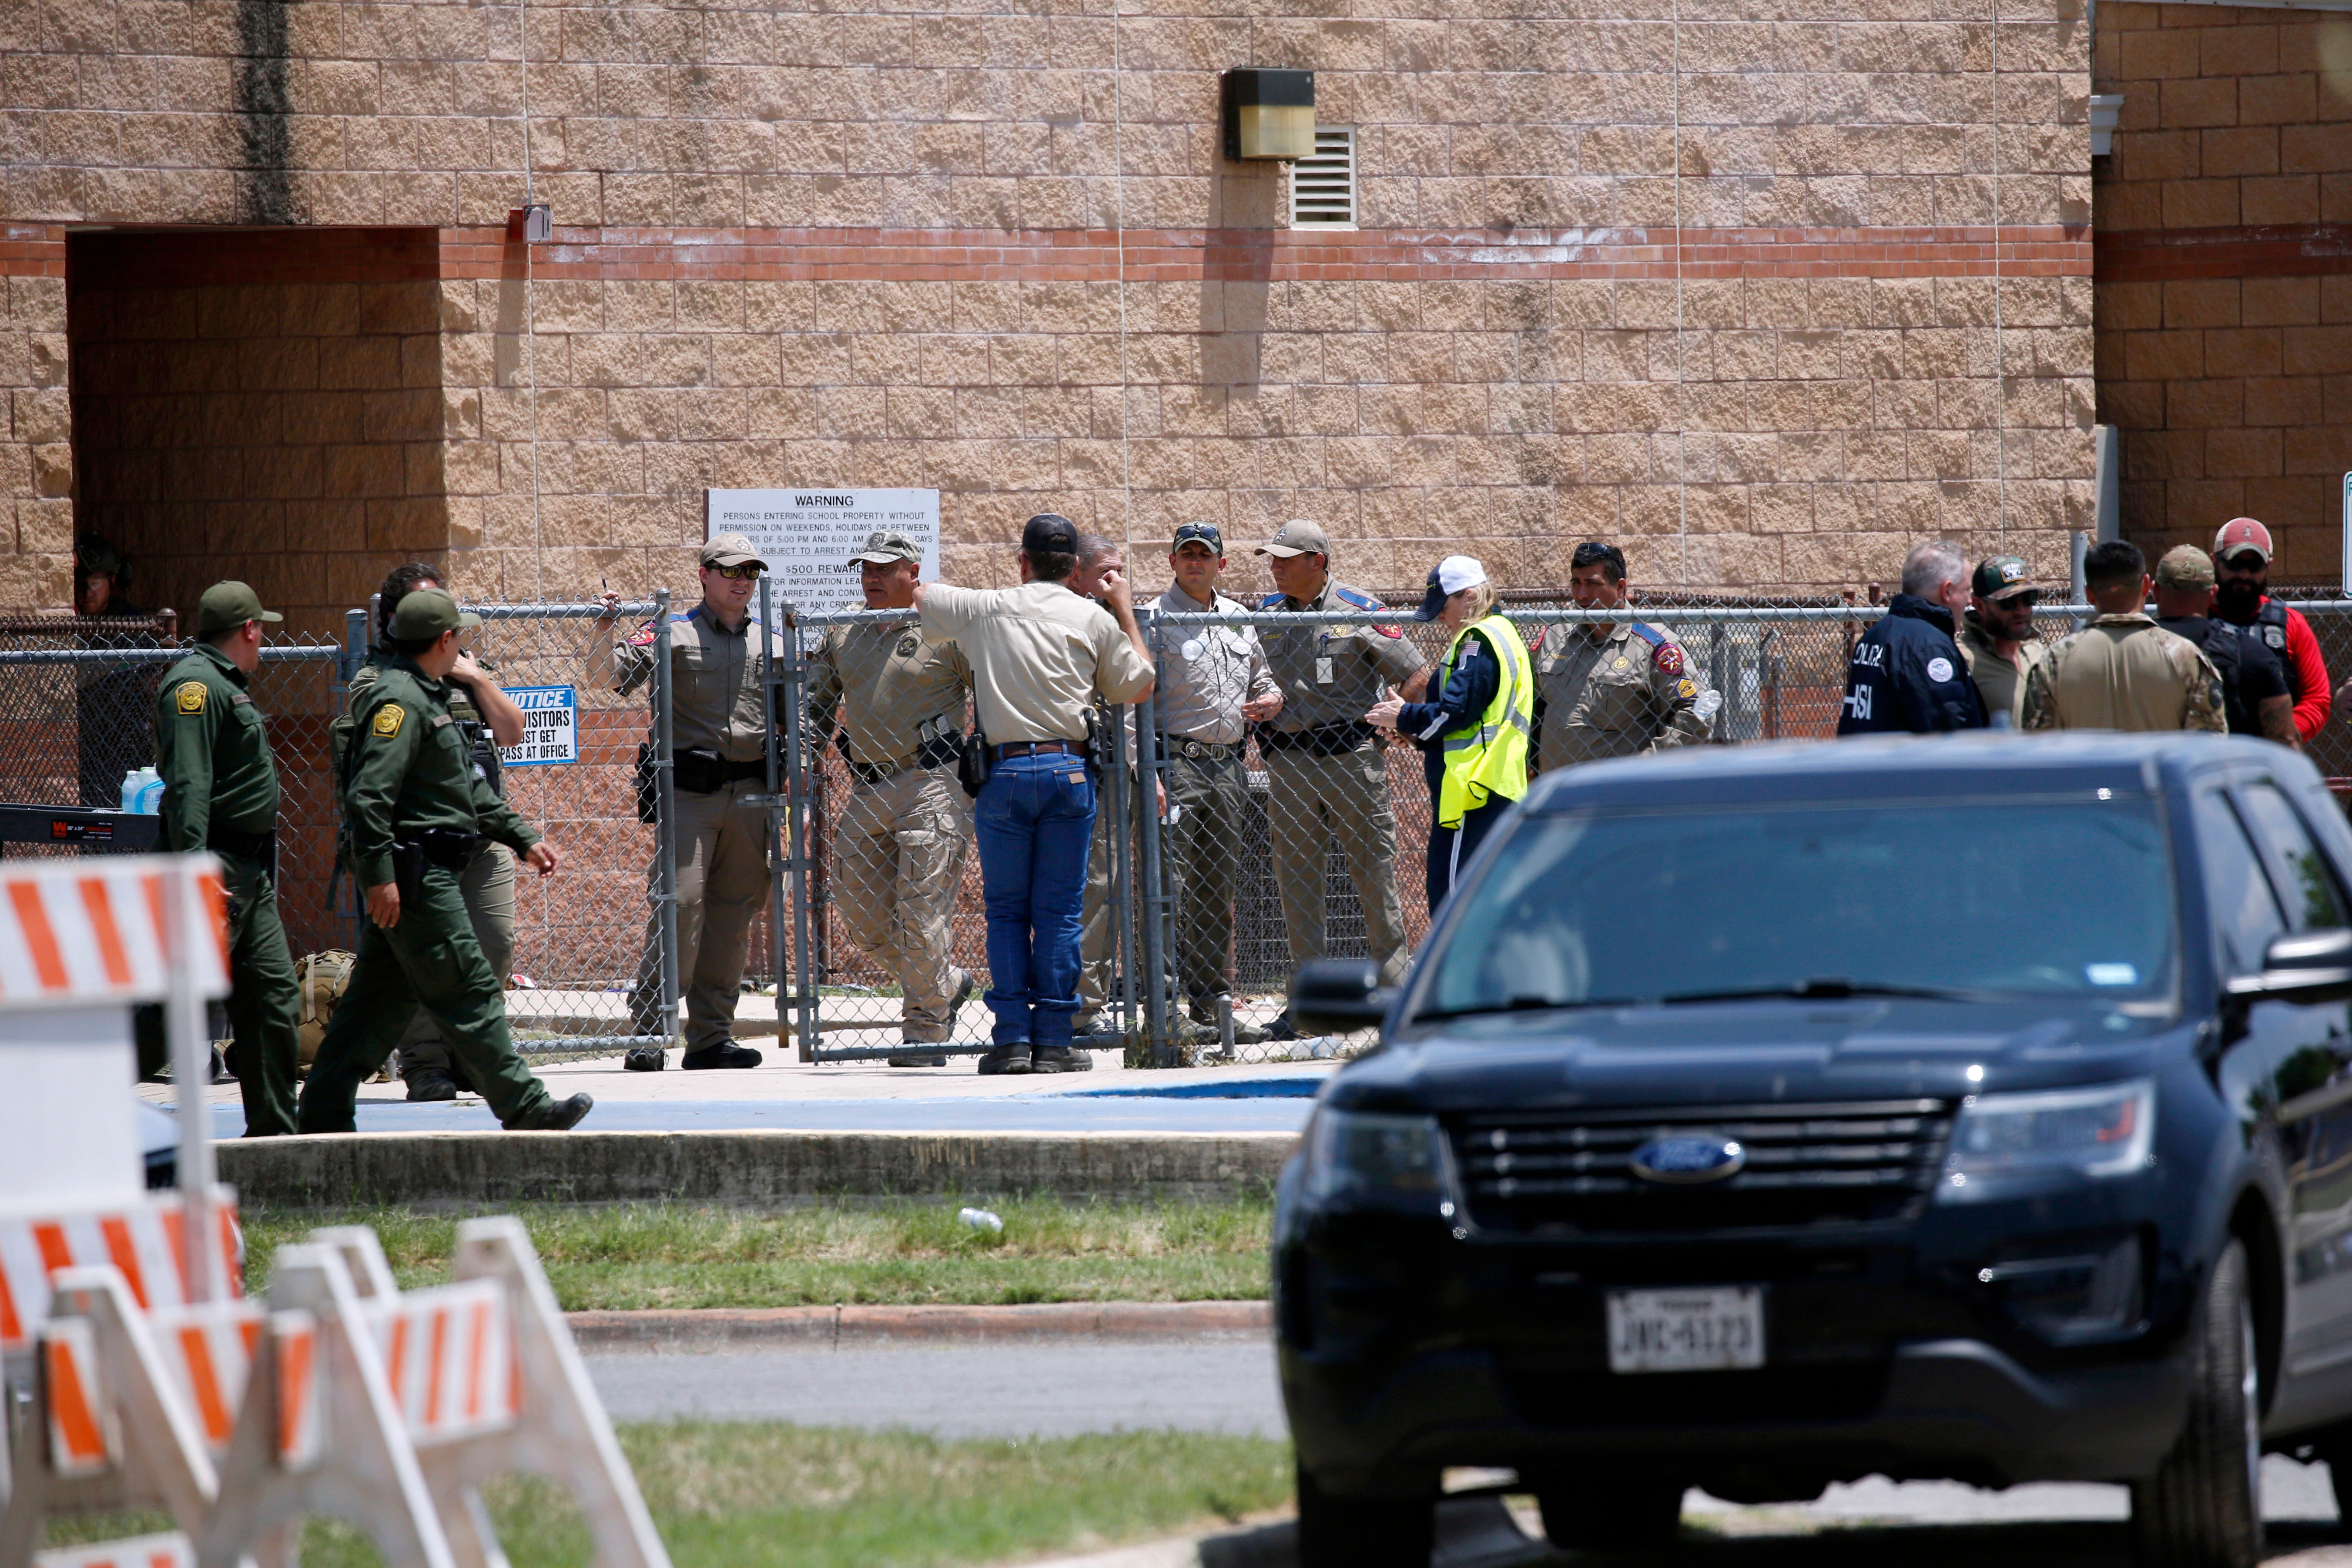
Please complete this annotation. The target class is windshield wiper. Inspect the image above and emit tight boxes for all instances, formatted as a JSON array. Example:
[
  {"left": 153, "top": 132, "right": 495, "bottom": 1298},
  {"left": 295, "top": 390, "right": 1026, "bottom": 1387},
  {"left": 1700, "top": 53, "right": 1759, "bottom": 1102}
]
[
  {"left": 1413, "top": 996, "right": 1642, "bottom": 1022},
  {"left": 1655, "top": 977, "right": 1988, "bottom": 1005}
]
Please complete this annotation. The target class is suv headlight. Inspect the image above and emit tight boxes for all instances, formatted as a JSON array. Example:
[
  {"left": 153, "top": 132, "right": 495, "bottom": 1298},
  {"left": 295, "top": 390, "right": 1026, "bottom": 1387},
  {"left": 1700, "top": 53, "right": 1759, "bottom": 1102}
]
[
  {"left": 1940, "top": 1079, "right": 2155, "bottom": 1198},
  {"left": 1301, "top": 1109, "right": 1449, "bottom": 1207}
]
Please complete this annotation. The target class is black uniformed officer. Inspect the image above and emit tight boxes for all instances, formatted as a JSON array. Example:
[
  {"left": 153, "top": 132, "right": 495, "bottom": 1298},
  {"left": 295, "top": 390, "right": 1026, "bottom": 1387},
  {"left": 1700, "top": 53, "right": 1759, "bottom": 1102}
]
[
  {"left": 1836, "top": 541, "right": 1989, "bottom": 736},
  {"left": 154, "top": 581, "right": 301, "bottom": 1136},
  {"left": 297, "top": 589, "right": 591, "bottom": 1133}
]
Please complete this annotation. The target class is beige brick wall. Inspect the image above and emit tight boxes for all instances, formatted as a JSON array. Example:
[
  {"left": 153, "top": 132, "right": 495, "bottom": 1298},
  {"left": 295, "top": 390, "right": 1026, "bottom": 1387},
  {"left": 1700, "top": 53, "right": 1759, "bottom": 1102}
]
[{"left": 2, "top": 0, "right": 2096, "bottom": 605}]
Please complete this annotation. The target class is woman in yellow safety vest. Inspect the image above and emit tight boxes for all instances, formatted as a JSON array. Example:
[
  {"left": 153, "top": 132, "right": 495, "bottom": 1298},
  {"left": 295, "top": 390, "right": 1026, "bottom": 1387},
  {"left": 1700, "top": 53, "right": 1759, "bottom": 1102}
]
[{"left": 1366, "top": 556, "right": 1534, "bottom": 914}]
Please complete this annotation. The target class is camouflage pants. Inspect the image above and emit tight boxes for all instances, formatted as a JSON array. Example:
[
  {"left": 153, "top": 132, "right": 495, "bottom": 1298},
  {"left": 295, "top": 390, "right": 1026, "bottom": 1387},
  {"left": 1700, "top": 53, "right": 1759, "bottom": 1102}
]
[
  {"left": 835, "top": 764, "right": 972, "bottom": 1043},
  {"left": 1264, "top": 742, "right": 1410, "bottom": 986}
]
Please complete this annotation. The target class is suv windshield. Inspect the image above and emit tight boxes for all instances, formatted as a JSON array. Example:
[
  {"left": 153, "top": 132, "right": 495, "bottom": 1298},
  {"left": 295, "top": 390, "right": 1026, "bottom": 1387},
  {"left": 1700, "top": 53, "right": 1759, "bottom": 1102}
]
[{"left": 1421, "top": 797, "right": 2175, "bottom": 1018}]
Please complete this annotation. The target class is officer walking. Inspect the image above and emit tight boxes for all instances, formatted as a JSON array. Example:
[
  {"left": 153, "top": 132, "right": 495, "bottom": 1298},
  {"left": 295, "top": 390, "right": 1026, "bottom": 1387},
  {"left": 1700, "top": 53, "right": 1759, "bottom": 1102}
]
[
  {"left": 154, "top": 582, "right": 301, "bottom": 1136},
  {"left": 1150, "top": 523, "right": 1283, "bottom": 1048},
  {"left": 1836, "top": 541, "right": 1988, "bottom": 734},
  {"left": 1254, "top": 522, "right": 1426, "bottom": 1033},
  {"left": 1955, "top": 556, "right": 2045, "bottom": 727},
  {"left": 341, "top": 563, "right": 528, "bottom": 1102},
  {"left": 298, "top": 590, "right": 590, "bottom": 1132},
  {"left": 807, "top": 529, "right": 978, "bottom": 1068},
  {"left": 591, "top": 536, "right": 781, "bottom": 1072},
  {"left": 1531, "top": 541, "right": 1714, "bottom": 769},
  {"left": 2213, "top": 517, "right": 2333, "bottom": 742},
  {"left": 2021, "top": 540, "right": 2227, "bottom": 734},
  {"left": 2153, "top": 546, "right": 2297, "bottom": 745},
  {"left": 912, "top": 513, "right": 1154, "bottom": 1075}
]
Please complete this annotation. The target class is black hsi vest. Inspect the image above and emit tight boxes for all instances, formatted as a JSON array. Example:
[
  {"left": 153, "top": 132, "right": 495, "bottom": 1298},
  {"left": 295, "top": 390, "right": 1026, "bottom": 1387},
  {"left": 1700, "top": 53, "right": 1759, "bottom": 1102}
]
[{"left": 2235, "top": 600, "right": 2301, "bottom": 704}]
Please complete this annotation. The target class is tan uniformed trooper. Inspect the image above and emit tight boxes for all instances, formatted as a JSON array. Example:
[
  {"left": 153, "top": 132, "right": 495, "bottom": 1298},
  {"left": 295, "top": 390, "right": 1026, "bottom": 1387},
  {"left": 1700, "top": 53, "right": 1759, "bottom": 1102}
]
[
  {"left": 808, "top": 529, "right": 978, "bottom": 1068},
  {"left": 1254, "top": 521, "right": 1428, "bottom": 1034},
  {"left": 590, "top": 536, "right": 787, "bottom": 1071},
  {"left": 2021, "top": 539, "right": 2228, "bottom": 735},
  {"left": 1531, "top": 541, "right": 1714, "bottom": 771}
]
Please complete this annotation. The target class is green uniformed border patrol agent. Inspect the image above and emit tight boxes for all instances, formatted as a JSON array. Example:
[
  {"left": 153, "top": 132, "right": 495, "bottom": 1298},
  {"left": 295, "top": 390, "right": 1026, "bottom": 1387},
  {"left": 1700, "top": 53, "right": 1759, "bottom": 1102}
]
[
  {"left": 338, "top": 562, "right": 530, "bottom": 1102},
  {"left": 809, "top": 528, "right": 978, "bottom": 1068},
  {"left": 1531, "top": 541, "right": 1714, "bottom": 771},
  {"left": 297, "top": 589, "right": 591, "bottom": 1133},
  {"left": 592, "top": 536, "right": 781, "bottom": 1072},
  {"left": 1254, "top": 520, "right": 1427, "bottom": 1032},
  {"left": 2021, "top": 539, "right": 2228, "bottom": 735},
  {"left": 154, "top": 582, "right": 301, "bottom": 1136}
]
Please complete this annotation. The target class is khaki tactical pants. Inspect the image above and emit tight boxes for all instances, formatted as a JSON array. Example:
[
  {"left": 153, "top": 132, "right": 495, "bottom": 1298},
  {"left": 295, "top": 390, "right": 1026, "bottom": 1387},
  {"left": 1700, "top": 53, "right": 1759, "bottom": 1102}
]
[
  {"left": 396, "top": 839, "right": 515, "bottom": 1083},
  {"left": 1264, "top": 743, "right": 1410, "bottom": 986},
  {"left": 835, "top": 765, "right": 972, "bottom": 1043},
  {"left": 629, "top": 777, "right": 772, "bottom": 1053},
  {"left": 298, "top": 861, "right": 553, "bottom": 1132},
  {"left": 1164, "top": 746, "right": 1248, "bottom": 1018}
]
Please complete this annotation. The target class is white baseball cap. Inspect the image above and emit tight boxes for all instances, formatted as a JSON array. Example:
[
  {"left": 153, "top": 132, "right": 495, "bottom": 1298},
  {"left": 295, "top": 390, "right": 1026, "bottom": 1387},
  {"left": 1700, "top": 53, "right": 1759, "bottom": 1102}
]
[{"left": 1414, "top": 555, "right": 1488, "bottom": 620}]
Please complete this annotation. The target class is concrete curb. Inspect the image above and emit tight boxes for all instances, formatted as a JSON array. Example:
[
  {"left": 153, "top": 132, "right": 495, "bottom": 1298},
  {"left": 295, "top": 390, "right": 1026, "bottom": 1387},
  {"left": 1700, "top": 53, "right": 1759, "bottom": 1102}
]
[
  {"left": 1019, "top": 1498, "right": 1543, "bottom": 1568},
  {"left": 220, "top": 1129, "right": 1296, "bottom": 1210},
  {"left": 567, "top": 1299, "right": 1272, "bottom": 1350}
]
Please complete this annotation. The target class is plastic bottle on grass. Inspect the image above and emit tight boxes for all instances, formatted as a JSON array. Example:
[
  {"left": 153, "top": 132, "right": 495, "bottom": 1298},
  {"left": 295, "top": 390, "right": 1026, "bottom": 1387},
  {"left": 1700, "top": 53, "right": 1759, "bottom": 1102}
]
[{"left": 959, "top": 1207, "right": 1003, "bottom": 1235}]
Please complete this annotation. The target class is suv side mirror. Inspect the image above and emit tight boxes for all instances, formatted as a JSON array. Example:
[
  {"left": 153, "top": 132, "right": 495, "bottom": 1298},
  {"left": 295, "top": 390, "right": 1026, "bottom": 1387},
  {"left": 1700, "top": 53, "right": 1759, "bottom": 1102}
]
[
  {"left": 2228, "top": 928, "right": 2352, "bottom": 1006},
  {"left": 1290, "top": 958, "right": 1395, "bottom": 1035}
]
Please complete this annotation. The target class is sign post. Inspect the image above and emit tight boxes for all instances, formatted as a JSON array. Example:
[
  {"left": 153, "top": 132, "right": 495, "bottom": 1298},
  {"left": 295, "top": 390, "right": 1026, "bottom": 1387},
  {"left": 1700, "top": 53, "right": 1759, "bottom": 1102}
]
[{"left": 704, "top": 489, "right": 942, "bottom": 615}]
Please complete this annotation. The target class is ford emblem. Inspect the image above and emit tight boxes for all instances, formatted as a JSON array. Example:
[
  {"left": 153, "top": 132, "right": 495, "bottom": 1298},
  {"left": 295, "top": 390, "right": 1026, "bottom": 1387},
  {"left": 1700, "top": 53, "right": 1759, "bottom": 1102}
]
[{"left": 1629, "top": 1136, "right": 1746, "bottom": 1185}]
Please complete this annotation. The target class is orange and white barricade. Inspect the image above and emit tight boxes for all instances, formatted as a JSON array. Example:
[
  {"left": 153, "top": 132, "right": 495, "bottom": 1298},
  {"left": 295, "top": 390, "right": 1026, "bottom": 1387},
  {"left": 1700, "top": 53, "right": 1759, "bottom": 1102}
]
[
  {"left": 1, "top": 1198, "right": 245, "bottom": 1357},
  {"left": 31, "top": 1533, "right": 190, "bottom": 1568}
]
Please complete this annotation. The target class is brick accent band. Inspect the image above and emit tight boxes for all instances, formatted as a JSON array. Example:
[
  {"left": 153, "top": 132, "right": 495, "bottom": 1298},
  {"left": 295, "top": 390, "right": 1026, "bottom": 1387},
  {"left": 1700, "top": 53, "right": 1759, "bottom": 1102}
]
[
  {"left": 2097, "top": 224, "right": 2352, "bottom": 282},
  {"left": 10, "top": 222, "right": 2093, "bottom": 287}
]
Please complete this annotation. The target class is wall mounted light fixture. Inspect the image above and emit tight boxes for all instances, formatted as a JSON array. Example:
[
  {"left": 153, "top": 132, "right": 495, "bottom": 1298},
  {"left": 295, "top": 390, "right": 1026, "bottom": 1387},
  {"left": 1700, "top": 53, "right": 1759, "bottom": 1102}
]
[{"left": 1221, "top": 69, "right": 1315, "bottom": 161}]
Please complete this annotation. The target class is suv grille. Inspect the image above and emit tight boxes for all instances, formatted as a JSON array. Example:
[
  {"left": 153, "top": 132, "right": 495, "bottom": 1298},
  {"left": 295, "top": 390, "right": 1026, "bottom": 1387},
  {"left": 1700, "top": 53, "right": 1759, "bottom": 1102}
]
[{"left": 1451, "top": 1099, "right": 1954, "bottom": 1235}]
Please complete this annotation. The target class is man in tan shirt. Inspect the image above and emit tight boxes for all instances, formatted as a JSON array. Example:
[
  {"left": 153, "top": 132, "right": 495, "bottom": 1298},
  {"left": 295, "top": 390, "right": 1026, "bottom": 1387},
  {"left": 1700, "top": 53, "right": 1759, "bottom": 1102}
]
[
  {"left": 915, "top": 513, "right": 1154, "bottom": 1074},
  {"left": 809, "top": 528, "right": 978, "bottom": 1067},
  {"left": 1957, "top": 555, "right": 2045, "bottom": 727},
  {"left": 2020, "top": 539, "right": 2227, "bottom": 735}
]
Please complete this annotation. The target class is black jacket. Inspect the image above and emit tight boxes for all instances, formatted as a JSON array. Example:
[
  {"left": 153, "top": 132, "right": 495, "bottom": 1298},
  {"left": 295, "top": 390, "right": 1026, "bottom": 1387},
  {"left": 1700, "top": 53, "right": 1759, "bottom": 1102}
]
[
  {"left": 2158, "top": 614, "right": 2288, "bottom": 738},
  {"left": 1836, "top": 595, "right": 1988, "bottom": 735}
]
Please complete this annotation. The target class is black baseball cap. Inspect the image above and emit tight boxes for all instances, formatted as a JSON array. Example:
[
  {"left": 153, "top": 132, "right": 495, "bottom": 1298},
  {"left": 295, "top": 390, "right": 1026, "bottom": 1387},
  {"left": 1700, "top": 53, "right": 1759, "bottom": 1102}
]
[
  {"left": 1022, "top": 513, "right": 1079, "bottom": 553},
  {"left": 1172, "top": 522, "right": 1223, "bottom": 553}
]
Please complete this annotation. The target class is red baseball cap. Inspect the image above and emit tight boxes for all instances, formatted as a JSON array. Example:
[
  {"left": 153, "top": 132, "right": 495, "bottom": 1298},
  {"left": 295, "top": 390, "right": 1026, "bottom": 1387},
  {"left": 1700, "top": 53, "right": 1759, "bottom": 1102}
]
[{"left": 2213, "top": 517, "right": 2273, "bottom": 564}]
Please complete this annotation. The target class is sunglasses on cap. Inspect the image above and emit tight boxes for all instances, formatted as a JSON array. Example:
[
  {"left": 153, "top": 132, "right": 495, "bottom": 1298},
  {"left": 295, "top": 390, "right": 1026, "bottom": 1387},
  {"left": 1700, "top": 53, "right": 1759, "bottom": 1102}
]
[
  {"left": 2218, "top": 551, "right": 2266, "bottom": 572},
  {"left": 707, "top": 563, "right": 761, "bottom": 581}
]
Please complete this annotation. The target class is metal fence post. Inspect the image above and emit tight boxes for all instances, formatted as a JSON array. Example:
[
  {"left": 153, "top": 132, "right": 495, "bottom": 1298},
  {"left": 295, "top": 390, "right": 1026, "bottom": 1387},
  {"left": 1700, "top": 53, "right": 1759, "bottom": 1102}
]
[
  {"left": 780, "top": 605, "right": 818, "bottom": 1062},
  {"left": 649, "top": 587, "right": 681, "bottom": 1047},
  {"left": 341, "top": 607, "right": 369, "bottom": 687},
  {"left": 1133, "top": 680, "right": 1173, "bottom": 1065},
  {"left": 1104, "top": 703, "right": 1135, "bottom": 1050}
]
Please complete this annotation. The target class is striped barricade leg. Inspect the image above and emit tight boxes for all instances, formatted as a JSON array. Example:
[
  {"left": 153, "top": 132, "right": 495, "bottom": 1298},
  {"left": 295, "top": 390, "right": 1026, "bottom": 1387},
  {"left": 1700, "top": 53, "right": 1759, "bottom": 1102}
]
[{"left": 30, "top": 1531, "right": 191, "bottom": 1568}]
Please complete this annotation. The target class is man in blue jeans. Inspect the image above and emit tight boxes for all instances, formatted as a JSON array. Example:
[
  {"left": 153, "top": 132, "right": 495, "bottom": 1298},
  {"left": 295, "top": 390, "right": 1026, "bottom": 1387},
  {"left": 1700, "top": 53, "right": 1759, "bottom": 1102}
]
[{"left": 915, "top": 514, "right": 1155, "bottom": 1073}]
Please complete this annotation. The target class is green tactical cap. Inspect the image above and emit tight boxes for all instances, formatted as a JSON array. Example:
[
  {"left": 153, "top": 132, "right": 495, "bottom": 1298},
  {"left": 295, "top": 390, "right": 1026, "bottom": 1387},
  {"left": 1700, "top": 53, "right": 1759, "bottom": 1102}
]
[
  {"left": 389, "top": 586, "right": 482, "bottom": 640},
  {"left": 195, "top": 580, "right": 284, "bottom": 634}
]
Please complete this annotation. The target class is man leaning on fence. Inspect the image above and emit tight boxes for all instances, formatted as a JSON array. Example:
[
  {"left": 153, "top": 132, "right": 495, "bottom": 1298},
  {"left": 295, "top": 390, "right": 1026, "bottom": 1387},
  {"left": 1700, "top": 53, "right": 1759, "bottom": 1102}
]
[
  {"left": 592, "top": 536, "right": 782, "bottom": 1072},
  {"left": 1530, "top": 540, "right": 1715, "bottom": 770},
  {"left": 297, "top": 589, "right": 591, "bottom": 1134},
  {"left": 808, "top": 528, "right": 979, "bottom": 1069},
  {"left": 2021, "top": 540, "right": 2228, "bottom": 735},
  {"left": 154, "top": 582, "right": 301, "bottom": 1137},
  {"left": 1835, "top": 540, "right": 1988, "bottom": 735},
  {"left": 1150, "top": 522, "right": 1284, "bottom": 1049},
  {"left": 912, "top": 513, "right": 1155, "bottom": 1075},
  {"left": 1253, "top": 521, "right": 1427, "bottom": 1038},
  {"left": 340, "top": 563, "right": 530, "bottom": 1102}
]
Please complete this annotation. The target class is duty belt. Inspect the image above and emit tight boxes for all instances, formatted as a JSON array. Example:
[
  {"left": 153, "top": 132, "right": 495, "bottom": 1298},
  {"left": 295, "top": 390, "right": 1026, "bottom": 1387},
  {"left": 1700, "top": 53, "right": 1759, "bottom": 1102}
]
[
  {"left": 1257, "top": 721, "right": 1373, "bottom": 757},
  {"left": 989, "top": 740, "right": 1082, "bottom": 761},
  {"left": 1166, "top": 734, "right": 1243, "bottom": 760},
  {"left": 207, "top": 823, "right": 278, "bottom": 872}
]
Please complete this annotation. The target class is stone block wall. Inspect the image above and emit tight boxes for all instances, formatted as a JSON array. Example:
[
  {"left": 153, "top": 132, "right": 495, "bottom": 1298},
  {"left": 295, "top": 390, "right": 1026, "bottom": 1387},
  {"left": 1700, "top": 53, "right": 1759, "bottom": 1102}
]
[
  {"left": 2, "top": 0, "right": 2098, "bottom": 607},
  {"left": 2094, "top": 0, "right": 2352, "bottom": 579}
]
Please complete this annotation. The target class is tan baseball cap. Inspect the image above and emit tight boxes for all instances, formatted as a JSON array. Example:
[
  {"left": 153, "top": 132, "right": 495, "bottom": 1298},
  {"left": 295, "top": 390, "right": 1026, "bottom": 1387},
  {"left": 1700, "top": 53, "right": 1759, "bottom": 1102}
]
[
  {"left": 2156, "top": 545, "right": 2216, "bottom": 591},
  {"left": 845, "top": 529, "right": 921, "bottom": 567},
  {"left": 700, "top": 534, "right": 768, "bottom": 570},
  {"left": 1256, "top": 519, "right": 1330, "bottom": 558}
]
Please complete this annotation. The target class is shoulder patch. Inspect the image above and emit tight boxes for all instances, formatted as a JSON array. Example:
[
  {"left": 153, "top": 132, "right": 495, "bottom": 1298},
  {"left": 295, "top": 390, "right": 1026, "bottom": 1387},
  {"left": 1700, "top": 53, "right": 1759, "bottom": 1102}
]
[
  {"left": 1651, "top": 640, "right": 1685, "bottom": 677},
  {"left": 1369, "top": 623, "right": 1403, "bottom": 639},
  {"left": 627, "top": 620, "right": 657, "bottom": 647},
  {"left": 174, "top": 680, "right": 207, "bottom": 715},
  {"left": 371, "top": 704, "right": 405, "bottom": 738}
]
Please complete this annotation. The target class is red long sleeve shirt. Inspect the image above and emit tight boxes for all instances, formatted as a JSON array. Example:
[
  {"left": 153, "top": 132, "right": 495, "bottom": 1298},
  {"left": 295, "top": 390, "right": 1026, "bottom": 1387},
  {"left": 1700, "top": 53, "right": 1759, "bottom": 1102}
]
[{"left": 2269, "top": 599, "right": 2332, "bottom": 741}]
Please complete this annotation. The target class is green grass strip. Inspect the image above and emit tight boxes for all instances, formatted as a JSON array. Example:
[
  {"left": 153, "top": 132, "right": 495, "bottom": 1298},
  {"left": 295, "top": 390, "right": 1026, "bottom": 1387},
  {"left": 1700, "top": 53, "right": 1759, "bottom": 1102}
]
[
  {"left": 243, "top": 1196, "right": 1275, "bottom": 1310},
  {"left": 47, "top": 1423, "right": 1297, "bottom": 1568}
]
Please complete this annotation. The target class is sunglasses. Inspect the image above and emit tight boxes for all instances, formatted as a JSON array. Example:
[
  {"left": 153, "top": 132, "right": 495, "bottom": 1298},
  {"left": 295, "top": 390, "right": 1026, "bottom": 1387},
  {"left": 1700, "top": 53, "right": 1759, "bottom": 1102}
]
[
  {"left": 1998, "top": 591, "right": 2041, "bottom": 611},
  {"left": 2218, "top": 553, "right": 2266, "bottom": 572},
  {"left": 707, "top": 563, "right": 761, "bottom": 581}
]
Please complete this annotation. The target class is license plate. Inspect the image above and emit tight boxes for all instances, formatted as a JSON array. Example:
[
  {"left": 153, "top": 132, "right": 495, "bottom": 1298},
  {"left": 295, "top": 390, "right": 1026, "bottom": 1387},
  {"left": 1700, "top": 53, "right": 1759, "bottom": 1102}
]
[{"left": 1606, "top": 1287, "right": 1766, "bottom": 1374}]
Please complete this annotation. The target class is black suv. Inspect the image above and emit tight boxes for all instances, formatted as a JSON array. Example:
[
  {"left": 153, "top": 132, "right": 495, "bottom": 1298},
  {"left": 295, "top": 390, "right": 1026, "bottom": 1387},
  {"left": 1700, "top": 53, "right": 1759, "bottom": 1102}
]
[{"left": 1279, "top": 734, "right": 2352, "bottom": 1568}]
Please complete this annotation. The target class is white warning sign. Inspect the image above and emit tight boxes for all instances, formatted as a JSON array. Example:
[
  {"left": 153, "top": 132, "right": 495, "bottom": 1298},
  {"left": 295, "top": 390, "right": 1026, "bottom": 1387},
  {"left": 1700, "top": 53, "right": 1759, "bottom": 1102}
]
[
  {"left": 497, "top": 685, "right": 577, "bottom": 767},
  {"left": 706, "top": 488, "right": 941, "bottom": 619}
]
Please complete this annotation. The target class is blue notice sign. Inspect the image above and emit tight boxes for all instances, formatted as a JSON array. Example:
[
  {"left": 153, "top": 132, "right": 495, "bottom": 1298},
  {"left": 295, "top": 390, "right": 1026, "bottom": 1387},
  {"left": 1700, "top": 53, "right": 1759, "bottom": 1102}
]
[{"left": 498, "top": 685, "right": 577, "bottom": 767}]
